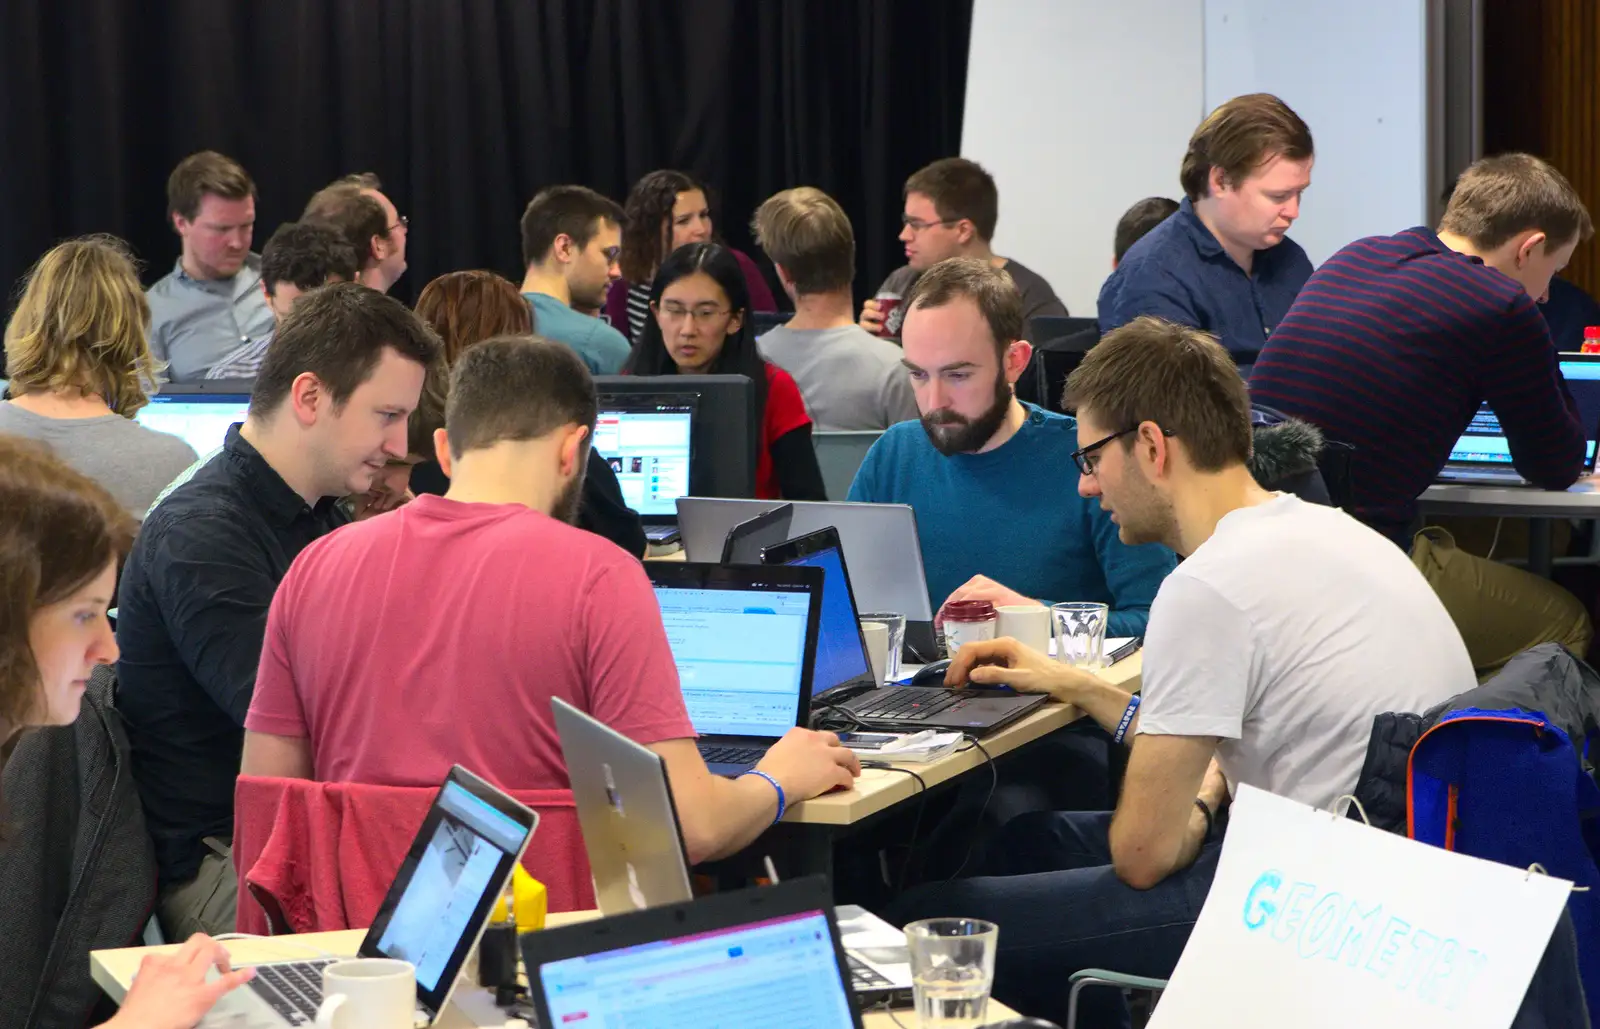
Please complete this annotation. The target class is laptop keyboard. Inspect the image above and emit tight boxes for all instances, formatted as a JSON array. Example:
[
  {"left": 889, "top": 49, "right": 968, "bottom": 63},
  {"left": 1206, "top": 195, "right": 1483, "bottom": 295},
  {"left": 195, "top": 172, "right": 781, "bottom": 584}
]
[
  {"left": 847, "top": 687, "right": 969, "bottom": 721},
  {"left": 698, "top": 743, "right": 766, "bottom": 766},
  {"left": 247, "top": 959, "right": 336, "bottom": 1025},
  {"left": 848, "top": 954, "right": 894, "bottom": 991}
]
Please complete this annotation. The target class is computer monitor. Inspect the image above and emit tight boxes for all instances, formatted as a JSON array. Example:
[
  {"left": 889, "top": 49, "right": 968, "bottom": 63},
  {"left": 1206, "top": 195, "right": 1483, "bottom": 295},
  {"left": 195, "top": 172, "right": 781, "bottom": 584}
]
[
  {"left": 595, "top": 375, "right": 756, "bottom": 500},
  {"left": 133, "top": 385, "right": 252, "bottom": 456},
  {"left": 591, "top": 396, "right": 694, "bottom": 521}
]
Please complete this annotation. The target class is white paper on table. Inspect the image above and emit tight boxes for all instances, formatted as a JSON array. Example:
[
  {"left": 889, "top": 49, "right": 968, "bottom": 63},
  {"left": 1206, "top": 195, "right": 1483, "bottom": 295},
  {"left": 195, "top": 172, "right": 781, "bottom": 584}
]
[{"left": 1148, "top": 784, "right": 1572, "bottom": 1029}]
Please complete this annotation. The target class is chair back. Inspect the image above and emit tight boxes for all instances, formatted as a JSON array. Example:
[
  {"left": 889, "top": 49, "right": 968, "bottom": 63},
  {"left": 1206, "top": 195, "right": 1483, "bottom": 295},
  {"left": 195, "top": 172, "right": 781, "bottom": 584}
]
[{"left": 812, "top": 430, "right": 882, "bottom": 500}]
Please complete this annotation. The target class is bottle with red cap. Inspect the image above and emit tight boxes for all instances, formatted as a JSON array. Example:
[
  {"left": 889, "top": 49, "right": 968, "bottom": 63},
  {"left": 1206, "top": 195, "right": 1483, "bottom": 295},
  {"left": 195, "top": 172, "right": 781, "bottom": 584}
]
[{"left": 1583, "top": 326, "right": 1600, "bottom": 354}]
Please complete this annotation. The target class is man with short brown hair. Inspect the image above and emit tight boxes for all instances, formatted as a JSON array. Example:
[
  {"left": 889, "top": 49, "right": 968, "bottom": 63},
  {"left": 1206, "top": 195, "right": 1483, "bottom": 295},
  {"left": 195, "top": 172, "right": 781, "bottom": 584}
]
[
  {"left": 1099, "top": 93, "right": 1315, "bottom": 358},
  {"left": 302, "top": 172, "right": 409, "bottom": 293},
  {"left": 752, "top": 187, "right": 917, "bottom": 429},
  {"left": 859, "top": 158, "right": 1066, "bottom": 337},
  {"left": 147, "top": 151, "right": 276, "bottom": 382}
]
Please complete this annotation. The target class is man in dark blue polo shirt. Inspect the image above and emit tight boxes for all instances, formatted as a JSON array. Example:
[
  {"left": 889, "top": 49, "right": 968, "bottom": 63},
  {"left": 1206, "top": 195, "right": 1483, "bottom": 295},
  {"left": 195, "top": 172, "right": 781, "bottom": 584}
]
[
  {"left": 116, "top": 283, "right": 440, "bottom": 940},
  {"left": 1250, "top": 153, "right": 1593, "bottom": 673},
  {"left": 1099, "top": 93, "right": 1314, "bottom": 360}
]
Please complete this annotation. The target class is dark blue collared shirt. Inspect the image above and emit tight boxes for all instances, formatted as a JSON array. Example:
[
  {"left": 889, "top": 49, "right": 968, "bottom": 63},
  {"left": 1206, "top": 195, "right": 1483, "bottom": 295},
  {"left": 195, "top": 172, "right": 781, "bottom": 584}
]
[{"left": 1097, "top": 198, "right": 1313, "bottom": 356}]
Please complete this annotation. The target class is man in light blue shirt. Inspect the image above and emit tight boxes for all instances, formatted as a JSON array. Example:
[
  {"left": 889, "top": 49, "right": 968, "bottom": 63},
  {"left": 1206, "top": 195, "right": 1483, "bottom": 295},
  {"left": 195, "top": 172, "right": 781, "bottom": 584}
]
[
  {"left": 518, "top": 186, "right": 632, "bottom": 374},
  {"left": 849, "top": 258, "right": 1174, "bottom": 638},
  {"left": 147, "top": 151, "right": 276, "bottom": 382}
]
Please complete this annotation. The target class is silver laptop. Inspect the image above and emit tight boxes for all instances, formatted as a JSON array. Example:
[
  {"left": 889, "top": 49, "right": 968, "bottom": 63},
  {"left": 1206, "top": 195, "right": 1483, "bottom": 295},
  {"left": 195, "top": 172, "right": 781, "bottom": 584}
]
[
  {"left": 201, "top": 767, "right": 536, "bottom": 1028},
  {"left": 1436, "top": 360, "right": 1600, "bottom": 485},
  {"left": 549, "top": 699, "right": 915, "bottom": 1002}
]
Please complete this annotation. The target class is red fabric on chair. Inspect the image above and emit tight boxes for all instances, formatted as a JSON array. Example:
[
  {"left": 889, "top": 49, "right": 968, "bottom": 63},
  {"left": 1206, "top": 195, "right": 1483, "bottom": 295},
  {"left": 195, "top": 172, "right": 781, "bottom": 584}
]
[{"left": 233, "top": 776, "right": 593, "bottom": 935}]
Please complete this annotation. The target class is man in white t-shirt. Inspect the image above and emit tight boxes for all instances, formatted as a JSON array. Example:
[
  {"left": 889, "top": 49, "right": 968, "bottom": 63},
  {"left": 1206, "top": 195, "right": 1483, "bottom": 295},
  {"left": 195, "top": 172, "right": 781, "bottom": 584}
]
[{"left": 891, "top": 315, "right": 1474, "bottom": 1024}]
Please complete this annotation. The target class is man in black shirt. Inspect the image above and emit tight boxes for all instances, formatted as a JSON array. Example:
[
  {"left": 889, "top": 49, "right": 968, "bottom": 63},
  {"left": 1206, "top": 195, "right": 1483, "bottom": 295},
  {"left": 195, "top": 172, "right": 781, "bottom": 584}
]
[{"left": 116, "top": 283, "right": 441, "bottom": 940}]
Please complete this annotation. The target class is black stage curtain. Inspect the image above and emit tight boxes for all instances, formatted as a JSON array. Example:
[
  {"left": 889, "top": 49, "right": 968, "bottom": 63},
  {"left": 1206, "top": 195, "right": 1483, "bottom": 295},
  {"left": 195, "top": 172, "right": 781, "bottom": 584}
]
[{"left": 0, "top": 0, "right": 973, "bottom": 335}]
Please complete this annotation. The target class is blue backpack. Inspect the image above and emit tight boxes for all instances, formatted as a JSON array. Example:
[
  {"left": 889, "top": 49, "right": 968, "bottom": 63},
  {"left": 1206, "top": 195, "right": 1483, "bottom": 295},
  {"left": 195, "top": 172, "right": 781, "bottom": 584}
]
[{"left": 1408, "top": 706, "right": 1600, "bottom": 1021}]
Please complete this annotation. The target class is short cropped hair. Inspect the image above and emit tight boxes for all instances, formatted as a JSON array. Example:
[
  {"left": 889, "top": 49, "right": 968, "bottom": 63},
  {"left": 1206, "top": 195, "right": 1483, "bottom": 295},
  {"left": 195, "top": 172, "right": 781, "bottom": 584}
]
[
  {"left": 260, "top": 222, "right": 360, "bottom": 295},
  {"left": 751, "top": 187, "right": 856, "bottom": 295},
  {"left": 250, "top": 282, "right": 442, "bottom": 418},
  {"left": 1179, "top": 94, "right": 1313, "bottom": 202},
  {"left": 520, "top": 186, "right": 625, "bottom": 268},
  {"left": 905, "top": 158, "right": 1000, "bottom": 242},
  {"left": 167, "top": 151, "right": 255, "bottom": 222},
  {"left": 302, "top": 183, "right": 388, "bottom": 267},
  {"left": 1114, "top": 197, "right": 1180, "bottom": 263},
  {"left": 1440, "top": 153, "right": 1594, "bottom": 251},
  {"left": 445, "top": 335, "right": 598, "bottom": 459},
  {"left": 904, "top": 257, "right": 1023, "bottom": 360},
  {"left": 1064, "top": 316, "right": 1252, "bottom": 472},
  {"left": 4, "top": 235, "right": 158, "bottom": 416}
]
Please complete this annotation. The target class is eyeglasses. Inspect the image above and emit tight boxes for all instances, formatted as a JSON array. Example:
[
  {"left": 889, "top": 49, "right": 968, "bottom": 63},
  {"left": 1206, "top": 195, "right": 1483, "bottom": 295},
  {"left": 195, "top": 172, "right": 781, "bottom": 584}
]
[
  {"left": 388, "top": 214, "right": 409, "bottom": 233},
  {"left": 1071, "top": 425, "right": 1175, "bottom": 476},
  {"left": 901, "top": 214, "right": 959, "bottom": 233},
  {"left": 657, "top": 303, "right": 733, "bottom": 324}
]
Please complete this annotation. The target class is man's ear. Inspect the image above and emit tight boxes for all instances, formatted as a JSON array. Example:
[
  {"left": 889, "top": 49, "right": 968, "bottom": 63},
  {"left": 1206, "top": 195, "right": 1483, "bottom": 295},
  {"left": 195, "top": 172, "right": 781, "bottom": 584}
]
[
  {"left": 551, "top": 233, "right": 575, "bottom": 265},
  {"left": 956, "top": 219, "right": 977, "bottom": 246},
  {"left": 1516, "top": 230, "right": 1549, "bottom": 267},
  {"left": 773, "top": 262, "right": 797, "bottom": 294},
  {"left": 561, "top": 424, "right": 591, "bottom": 477},
  {"left": 1137, "top": 420, "right": 1172, "bottom": 476},
  {"left": 433, "top": 427, "right": 453, "bottom": 479},
  {"left": 1208, "top": 165, "right": 1230, "bottom": 197},
  {"left": 1002, "top": 340, "right": 1033, "bottom": 385},
  {"left": 288, "top": 372, "right": 325, "bottom": 428}
]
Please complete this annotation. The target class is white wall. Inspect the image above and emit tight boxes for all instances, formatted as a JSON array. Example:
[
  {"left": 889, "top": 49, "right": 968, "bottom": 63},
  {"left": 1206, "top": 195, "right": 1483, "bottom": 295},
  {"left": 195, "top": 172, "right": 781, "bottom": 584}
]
[
  {"left": 961, "top": 0, "right": 1205, "bottom": 319},
  {"left": 961, "top": 0, "right": 1433, "bottom": 318}
]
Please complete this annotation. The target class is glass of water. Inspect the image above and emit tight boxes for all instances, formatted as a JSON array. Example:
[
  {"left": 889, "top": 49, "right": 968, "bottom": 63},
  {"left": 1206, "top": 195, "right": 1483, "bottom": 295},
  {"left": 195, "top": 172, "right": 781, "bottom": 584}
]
[
  {"left": 1052, "top": 601, "right": 1109, "bottom": 669},
  {"left": 904, "top": 917, "right": 998, "bottom": 1028},
  {"left": 858, "top": 611, "right": 906, "bottom": 681}
]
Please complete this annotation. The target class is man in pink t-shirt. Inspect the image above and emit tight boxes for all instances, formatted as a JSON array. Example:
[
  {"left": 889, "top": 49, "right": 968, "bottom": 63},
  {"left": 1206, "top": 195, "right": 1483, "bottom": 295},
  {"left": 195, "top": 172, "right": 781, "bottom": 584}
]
[{"left": 242, "top": 335, "right": 858, "bottom": 862}]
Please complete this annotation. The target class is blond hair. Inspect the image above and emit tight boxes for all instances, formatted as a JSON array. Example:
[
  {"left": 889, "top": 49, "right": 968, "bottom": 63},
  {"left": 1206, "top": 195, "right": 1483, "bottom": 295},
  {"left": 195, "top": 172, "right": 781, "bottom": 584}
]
[
  {"left": 750, "top": 187, "right": 856, "bottom": 294},
  {"left": 4, "top": 235, "right": 159, "bottom": 416}
]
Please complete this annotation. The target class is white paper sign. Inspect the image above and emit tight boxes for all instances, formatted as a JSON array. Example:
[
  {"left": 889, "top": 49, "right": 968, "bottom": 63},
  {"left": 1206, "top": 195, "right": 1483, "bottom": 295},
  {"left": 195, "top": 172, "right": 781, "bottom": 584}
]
[{"left": 1149, "top": 785, "right": 1573, "bottom": 1028}]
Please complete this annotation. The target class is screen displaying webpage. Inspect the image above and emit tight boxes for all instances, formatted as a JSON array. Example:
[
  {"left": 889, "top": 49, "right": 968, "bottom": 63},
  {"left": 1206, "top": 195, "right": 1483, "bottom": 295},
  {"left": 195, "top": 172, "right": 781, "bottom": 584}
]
[
  {"left": 134, "top": 394, "right": 250, "bottom": 456},
  {"left": 593, "top": 406, "right": 693, "bottom": 516},
  {"left": 655, "top": 586, "right": 810, "bottom": 738}
]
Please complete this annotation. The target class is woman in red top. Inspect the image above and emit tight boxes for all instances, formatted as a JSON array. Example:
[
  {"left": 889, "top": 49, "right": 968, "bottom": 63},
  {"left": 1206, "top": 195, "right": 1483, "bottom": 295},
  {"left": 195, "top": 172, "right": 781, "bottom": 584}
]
[{"left": 624, "top": 243, "right": 825, "bottom": 500}]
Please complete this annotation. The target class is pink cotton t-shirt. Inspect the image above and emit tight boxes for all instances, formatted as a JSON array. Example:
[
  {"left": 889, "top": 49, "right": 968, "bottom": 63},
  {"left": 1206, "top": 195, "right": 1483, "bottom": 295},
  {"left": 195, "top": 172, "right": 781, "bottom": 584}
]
[{"left": 245, "top": 494, "right": 693, "bottom": 789}]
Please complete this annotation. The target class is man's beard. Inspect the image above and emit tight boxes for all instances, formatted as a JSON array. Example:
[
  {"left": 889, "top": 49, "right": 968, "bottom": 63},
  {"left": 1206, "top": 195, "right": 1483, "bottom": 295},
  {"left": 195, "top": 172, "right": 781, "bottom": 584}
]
[
  {"left": 919, "top": 374, "right": 1012, "bottom": 456},
  {"left": 553, "top": 465, "right": 586, "bottom": 525},
  {"left": 1107, "top": 460, "right": 1177, "bottom": 548}
]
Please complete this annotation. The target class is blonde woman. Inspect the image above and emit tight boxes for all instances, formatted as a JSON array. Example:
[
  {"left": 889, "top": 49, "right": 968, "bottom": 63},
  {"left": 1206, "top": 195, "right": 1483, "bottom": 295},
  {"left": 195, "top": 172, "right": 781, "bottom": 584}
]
[{"left": 0, "top": 236, "right": 197, "bottom": 517}]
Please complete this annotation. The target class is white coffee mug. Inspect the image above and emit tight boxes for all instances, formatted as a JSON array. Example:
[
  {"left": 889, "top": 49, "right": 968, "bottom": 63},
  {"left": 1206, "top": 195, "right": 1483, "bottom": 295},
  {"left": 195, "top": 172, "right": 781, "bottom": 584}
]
[
  {"left": 316, "top": 958, "right": 416, "bottom": 1029},
  {"left": 860, "top": 620, "right": 890, "bottom": 684},
  {"left": 995, "top": 604, "right": 1051, "bottom": 654}
]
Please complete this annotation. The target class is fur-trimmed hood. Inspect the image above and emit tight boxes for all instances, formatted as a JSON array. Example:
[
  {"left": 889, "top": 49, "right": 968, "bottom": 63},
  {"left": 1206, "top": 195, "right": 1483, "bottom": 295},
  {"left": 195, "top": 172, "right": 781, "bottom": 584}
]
[{"left": 1249, "top": 410, "right": 1323, "bottom": 485}]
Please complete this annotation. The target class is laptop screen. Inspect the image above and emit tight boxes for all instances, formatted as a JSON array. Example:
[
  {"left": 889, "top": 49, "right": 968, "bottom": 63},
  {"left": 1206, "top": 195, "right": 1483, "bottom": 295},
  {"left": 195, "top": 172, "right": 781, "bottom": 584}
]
[
  {"left": 781, "top": 542, "right": 871, "bottom": 692},
  {"left": 1449, "top": 361, "right": 1600, "bottom": 467},
  {"left": 654, "top": 583, "right": 812, "bottom": 738},
  {"left": 369, "top": 778, "right": 531, "bottom": 996},
  {"left": 134, "top": 392, "right": 251, "bottom": 456},
  {"left": 592, "top": 399, "right": 694, "bottom": 516},
  {"left": 536, "top": 909, "right": 858, "bottom": 1027}
]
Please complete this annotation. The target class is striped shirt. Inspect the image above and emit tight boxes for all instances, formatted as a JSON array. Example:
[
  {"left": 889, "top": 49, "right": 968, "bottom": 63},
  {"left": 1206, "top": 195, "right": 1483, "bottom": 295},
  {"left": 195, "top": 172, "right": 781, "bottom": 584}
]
[
  {"left": 1249, "top": 226, "right": 1585, "bottom": 545},
  {"left": 625, "top": 282, "right": 651, "bottom": 343},
  {"left": 205, "top": 330, "right": 273, "bottom": 381}
]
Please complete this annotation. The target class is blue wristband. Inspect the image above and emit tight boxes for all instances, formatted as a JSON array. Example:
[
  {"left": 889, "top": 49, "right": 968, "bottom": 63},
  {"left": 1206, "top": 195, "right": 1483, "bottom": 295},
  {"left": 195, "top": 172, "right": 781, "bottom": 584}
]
[
  {"left": 1112, "top": 695, "right": 1141, "bottom": 745},
  {"left": 741, "top": 769, "right": 786, "bottom": 824}
]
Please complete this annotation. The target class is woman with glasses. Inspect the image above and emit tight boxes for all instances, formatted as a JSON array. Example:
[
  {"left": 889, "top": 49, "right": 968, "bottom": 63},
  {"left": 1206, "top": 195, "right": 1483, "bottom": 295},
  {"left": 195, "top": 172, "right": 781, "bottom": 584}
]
[
  {"left": 606, "top": 170, "right": 777, "bottom": 343},
  {"left": 625, "top": 243, "right": 824, "bottom": 501}
]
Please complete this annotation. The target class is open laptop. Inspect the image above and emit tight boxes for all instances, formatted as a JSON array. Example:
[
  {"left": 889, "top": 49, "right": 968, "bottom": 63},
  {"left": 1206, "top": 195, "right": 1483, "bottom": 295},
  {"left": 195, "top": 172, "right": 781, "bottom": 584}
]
[
  {"left": 204, "top": 766, "right": 536, "bottom": 1027},
  {"left": 766, "top": 528, "right": 1048, "bottom": 736},
  {"left": 647, "top": 562, "right": 824, "bottom": 775},
  {"left": 1436, "top": 358, "right": 1600, "bottom": 485},
  {"left": 721, "top": 502, "right": 794, "bottom": 563},
  {"left": 522, "top": 878, "right": 865, "bottom": 1028},
  {"left": 133, "top": 386, "right": 251, "bottom": 456},
  {"left": 549, "top": 698, "right": 916, "bottom": 1005}
]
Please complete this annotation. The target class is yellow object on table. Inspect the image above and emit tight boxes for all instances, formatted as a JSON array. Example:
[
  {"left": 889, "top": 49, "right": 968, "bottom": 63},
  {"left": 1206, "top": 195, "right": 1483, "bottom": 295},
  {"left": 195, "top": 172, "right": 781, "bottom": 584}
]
[{"left": 491, "top": 866, "right": 547, "bottom": 931}]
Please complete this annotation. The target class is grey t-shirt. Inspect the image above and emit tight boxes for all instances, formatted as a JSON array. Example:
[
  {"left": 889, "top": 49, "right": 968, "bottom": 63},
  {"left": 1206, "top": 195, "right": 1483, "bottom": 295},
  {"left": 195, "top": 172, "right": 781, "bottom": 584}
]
[
  {"left": 757, "top": 324, "right": 919, "bottom": 431},
  {"left": 876, "top": 257, "right": 1069, "bottom": 337},
  {"left": 0, "top": 402, "right": 198, "bottom": 517}
]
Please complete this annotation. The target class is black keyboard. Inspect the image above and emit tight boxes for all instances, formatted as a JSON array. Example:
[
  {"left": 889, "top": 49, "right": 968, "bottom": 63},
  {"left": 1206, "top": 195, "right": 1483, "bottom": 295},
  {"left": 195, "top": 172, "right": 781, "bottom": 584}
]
[
  {"left": 248, "top": 959, "right": 336, "bottom": 1025},
  {"left": 698, "top": 743, "right": 766, "bottom": 766},
  {"left": 848, "top": 954, "right": 894, "bottom": 990},
  {"left": 847, "top": 687, "right": 971, "bottom": 721}
]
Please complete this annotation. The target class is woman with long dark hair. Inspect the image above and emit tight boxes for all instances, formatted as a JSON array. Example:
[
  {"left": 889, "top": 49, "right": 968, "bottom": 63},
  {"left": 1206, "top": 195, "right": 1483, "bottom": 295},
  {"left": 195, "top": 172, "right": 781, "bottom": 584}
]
[
  {"left": 0, "top": 436, "right": 252, "bottom": 1026},
  {"left": 625, "top": 243, "right": 824, "bottom": 501},
  {"left": 605, "top": 170, "right": 776, "bottom": 342}
]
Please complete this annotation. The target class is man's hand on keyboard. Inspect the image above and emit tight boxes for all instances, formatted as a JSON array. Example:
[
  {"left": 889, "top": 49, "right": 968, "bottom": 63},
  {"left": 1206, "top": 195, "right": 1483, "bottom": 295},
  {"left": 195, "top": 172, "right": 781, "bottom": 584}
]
[
  {"left": 757, "top": 727, "right": 862, "bottom": 800},
  {"left": 107, "top": 932, "right": 255, "bottom": 1029},
  {"left": 946, "top": 637, "right": 1093, "bottom": 702}
]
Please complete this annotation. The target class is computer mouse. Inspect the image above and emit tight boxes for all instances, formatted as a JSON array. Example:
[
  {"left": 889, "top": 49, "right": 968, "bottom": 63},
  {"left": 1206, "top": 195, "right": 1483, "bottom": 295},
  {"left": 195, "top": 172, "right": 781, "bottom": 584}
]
[{"left": 908, "top": 659, "right": 952, "bottom": 686}]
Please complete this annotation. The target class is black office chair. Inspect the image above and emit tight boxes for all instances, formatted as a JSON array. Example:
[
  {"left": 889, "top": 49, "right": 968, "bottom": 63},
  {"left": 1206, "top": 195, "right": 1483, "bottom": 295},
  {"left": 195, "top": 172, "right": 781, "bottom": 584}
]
[{"left": 1018, "top": 318, "right": 1099, "bottom": 413}]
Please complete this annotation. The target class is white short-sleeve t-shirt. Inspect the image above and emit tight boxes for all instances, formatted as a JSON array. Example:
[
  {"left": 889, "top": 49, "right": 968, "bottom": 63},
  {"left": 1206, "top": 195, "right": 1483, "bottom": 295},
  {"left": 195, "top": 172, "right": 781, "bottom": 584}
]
[{"left": 1137, "top": 494, "right": 1474, "bottom": 811}]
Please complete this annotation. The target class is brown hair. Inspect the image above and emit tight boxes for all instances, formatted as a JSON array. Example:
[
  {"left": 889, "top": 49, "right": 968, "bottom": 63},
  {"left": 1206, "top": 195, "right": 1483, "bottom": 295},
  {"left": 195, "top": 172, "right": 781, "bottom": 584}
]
[
  {"left": 751, "top": 187, "right": 856, "bottom": 295},
  {"left": 903, "top": 257, "right": 1022, "bottom": 359},
  {"left": 1179, "top": 94, "right": 1313, "bottom": 202},
  {"left": 249, "top": 281, "right": 442, "bottom": 419},
  {"left": 520, "top": 186, "right": 626, "bottom": 269},
  {"left": 905, "top": 158, "right": 999, "bottom": 242},
  {"left": 0, "top": 436, "right": 135, "bottom": 732},
  {"left": 1064, "top": 316, "right": 1252, "bottom": 472},
  {"left": 1440, "top": 153, "right": 1594, "bottom": 251},
  {"left": 445, "top": 335, "right": 597, "bottom": 459},
  {"left": 4, "top": 235, "right": 159, "bottom": 416},
  {"left": 414, "top": 270, "right": 532, "bottom": 367},
  {"left": 620, "top": 169, "right": 706, "bottom": 284},
  {"left": 302, "top": 183, "right": 389, "bottom": 269},
  {"left": 167, "top": 151, "right": 256, "bottom": 222}
]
